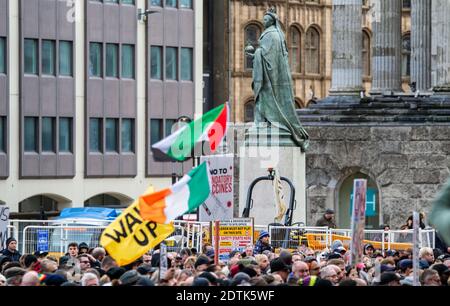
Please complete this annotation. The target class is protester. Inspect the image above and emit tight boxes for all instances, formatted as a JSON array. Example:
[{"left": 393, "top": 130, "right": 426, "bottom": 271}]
[
  {"left": 254, "top": 231, "right": 273, "bottom": 254},
  {"left": 0, "top": 238, "right": 22, "bottom": 262},
  {"left": 315, "top": 209, "right": 337, "bottom": 228}
]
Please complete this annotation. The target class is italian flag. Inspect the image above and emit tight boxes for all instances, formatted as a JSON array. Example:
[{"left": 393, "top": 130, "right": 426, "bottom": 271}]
[
  {"left": 152, "top": 103, "right": 229, "bottom": 162},
  {"left": 139, "top": 162, "right": 212, "bottom": 224}
]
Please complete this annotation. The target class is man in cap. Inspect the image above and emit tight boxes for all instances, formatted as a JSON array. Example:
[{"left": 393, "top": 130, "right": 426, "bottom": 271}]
[
  {"left": 363, "top": 243, "right": 375, "bottom": 257},
  {"left": 254, "top": 231, "right": 273, "bottom": 254},
  {"left": 0, "top": 237, "right": 22, "bottom": 262},
  {"left": 315, "top": 209, "right": 337, "bottom": 228}
]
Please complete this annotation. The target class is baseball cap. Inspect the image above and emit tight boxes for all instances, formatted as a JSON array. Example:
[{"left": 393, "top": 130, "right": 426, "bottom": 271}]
[
  {"left": 325, "top": 209, "right": 335, "bottom": 214},
  {"left": 379, "top": 272, "right": 402, "bottom": 285}
]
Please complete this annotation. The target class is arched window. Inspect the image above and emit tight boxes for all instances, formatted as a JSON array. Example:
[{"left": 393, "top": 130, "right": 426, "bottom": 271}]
[
  {"left": 402, "top": 34, "right": 411, "bottom": 77},
  {"left": 244, "top": 24, "right": 261, "bottom": 70},
  {"left": 306, "top": 27, "right": 320, "bottom": 74},
  {"left": 362, "top": 30, "right": 371, "bottom": 77},
  {"left": 289, "top": 26, "right": 301, "bottom": 73},
  {"left": 84, "top": 194, "right": 125, "bottom": 207},
  {"left": 338, "top": 172, "right": 380, "bottom": 229},
  {"left": 294, "top": 99, "right": 303, "bottom": 109},
  {"left": 18, "top": 195, "right": 61, "bottom": 219},
  {"left": 244, "top": 100, "right": 255, "bottom": 122}
]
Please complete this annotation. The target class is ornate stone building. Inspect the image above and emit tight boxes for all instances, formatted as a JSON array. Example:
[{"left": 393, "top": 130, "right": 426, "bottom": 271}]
[
  {"left": 297, "top": 0, "right": 450, "bottom": 229},
  {"left": 230, "top": 0, "right": 413, "bottom": 122}
]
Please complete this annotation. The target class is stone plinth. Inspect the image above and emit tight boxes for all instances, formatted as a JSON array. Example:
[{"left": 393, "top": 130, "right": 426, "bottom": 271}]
[{"left": 238, "top": 143, "right": 306, "bottom": 226}]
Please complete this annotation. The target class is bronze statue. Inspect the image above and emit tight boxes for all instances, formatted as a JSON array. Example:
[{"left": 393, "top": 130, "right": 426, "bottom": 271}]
[{"left": 246, "top": 7, "right": 309, "bottom": 150}]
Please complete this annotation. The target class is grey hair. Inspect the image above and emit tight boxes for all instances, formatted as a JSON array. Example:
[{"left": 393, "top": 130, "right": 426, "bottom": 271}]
[{"left": 81, "top": 272, "right": 99, "bottom": 286}]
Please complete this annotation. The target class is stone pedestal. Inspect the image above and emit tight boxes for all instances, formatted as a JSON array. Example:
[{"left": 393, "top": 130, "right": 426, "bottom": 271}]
[{"left": 238, "top": 141, "right": 306, "bottom": 226}]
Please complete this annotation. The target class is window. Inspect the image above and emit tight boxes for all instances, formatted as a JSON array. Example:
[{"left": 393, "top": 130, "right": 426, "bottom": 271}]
[
  {"left": 24, "top": 117, "right": 38, "bottom": 152},
  {"left": 403, "top": 0, "right": 411, "bottom": 9},
  {"left": 402, "top": 34, "right": 411, "bottom": 77},
  {"left": 24, "top": 39, "right": 38, "bottom": 75},
  {"left": 122, "top": 44, "right": 135, "bottom": 79},
  {"left": 42, "top": 117, "right": 55, "bottom": 152},
  {"left": 306, "top": 27, "right": 320, "bottom": 74},
  {"left": 121, "top": 119, "right": 134, "bottom": 152},
  {"left": 181, "top": 48, "right": 193, "bottom": 81},
  {"left": 362, "top": 30, "right": 371, "bottom": 77},
  {"left": 89, "top": 118, "right": 102, "bottom": 152},
  {"left": 121, "top": 0, "right": 135, "bottom": 4},
  {"left": 0, "top": 37, "right": 5, "bottom": 74},
  {"left": 89, "top": 42, "right": 102, "bottom": 77},
  {"left": 244, "top": 101, "right": 255, "bottom": 123},
  {"left": 166, "top": 47, "right": 177, "bottom": 80},
  {"left": 289, "top": 27, "right": 301, "bottom": 73},
  {"left": 166, "top": 0, "right": 177, "bottom": 7},
  {"left": 104, "top": 0, "right": 119, "bottom": 3},
  {"left": 106, "top": 44, "right": 119, "bottom": 78},
  {"left": 150, "top": 119, "right": 163, "bottom": 146},
  {"left": 180, "top": 0, "right": 192, "bottom": 8},
  {"left": 244, "top": 24, "right": 261, "bottom": 70},
  {"left": 165, "top": 119, "right": 177, "bottom": 137},
  {"left": 42, "top": 40, "right": 56, "bottom": 75},
  {"left": 105, "top": 118, "right": 118, "bottom": 152},
  {"left": 151, "top": 0, "right": 162, "bottom": 6},
  {"left": 0, "top": 117, "right": 5, "bottom": 153},
  {"left": 59, "top": 118, "right": 72, "bottom": 153},
  {"left": 59, "top": 41, "right": 73, "bottom": 76},
  {"left": 151, "top": 46, "right": 162, "bottom": 79}
]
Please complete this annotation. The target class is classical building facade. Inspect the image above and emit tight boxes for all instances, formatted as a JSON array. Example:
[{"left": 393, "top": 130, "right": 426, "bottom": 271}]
[
  {"left": 298, "top": 0, "right": 450, "bottom": 229},
  {"left": 0, "top": 0, "right": 203, "bottom": 218},
  {"left": 230, "top": 0, "right": 413, "bottom": 122}
]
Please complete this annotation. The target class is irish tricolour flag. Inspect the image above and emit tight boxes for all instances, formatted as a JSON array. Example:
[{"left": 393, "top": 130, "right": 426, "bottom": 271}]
[
  {"left": 139, "top": 162, "right": 211, "bottom": 224},
  {"left": 152, "top": 103, "right": 229, "bottom": 161}
]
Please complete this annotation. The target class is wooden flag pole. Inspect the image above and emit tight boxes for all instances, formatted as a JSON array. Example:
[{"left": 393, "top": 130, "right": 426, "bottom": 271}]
[{"left": 214, "top": 220, "right": 220, "bottom": 265}]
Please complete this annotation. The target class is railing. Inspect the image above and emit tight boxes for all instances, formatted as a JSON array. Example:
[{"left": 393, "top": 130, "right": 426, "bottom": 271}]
[{"left": 7, "top": 219, "right": 436, "bottom": 256}]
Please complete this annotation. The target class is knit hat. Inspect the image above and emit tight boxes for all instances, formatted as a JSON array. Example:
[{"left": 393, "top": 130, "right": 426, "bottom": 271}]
[
  {"left": 192, "top": 277, "right": 211, "bottom": 286},
  {"left": 41, "top": 274, "right": 66, "bottom": 286},
  {"left": 5, "top": 237, "right": 17, "bottom": 248},
  {"left": 258, "top": 231, "right": 270, "bottom": 240}
]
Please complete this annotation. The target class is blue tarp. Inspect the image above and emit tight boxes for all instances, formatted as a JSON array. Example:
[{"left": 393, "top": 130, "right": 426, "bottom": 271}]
[{"left": 56, "top": 207, "right": 121, "bottom": 221}]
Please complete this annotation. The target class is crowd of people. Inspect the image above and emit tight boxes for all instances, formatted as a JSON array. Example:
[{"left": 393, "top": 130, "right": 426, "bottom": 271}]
[{"left": 0, "top": 228, "right": 449, "bottom": 286}]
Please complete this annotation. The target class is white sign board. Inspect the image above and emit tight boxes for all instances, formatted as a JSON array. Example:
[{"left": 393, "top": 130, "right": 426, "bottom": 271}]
[
  {"left": 199, "top": 155, "right": 234, "bottom": 222},
  {"left": 0, "top": 206, "right": 10, "bottom": 250}
]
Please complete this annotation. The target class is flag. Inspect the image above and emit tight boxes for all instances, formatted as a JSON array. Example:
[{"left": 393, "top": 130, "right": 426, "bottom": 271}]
[
  {"left": 100, "top": 186, "right": 175, "bottom": 266},
  {"left": 151, "top": 103, "right": 229, "bottom": 161},
  {"left": 429, "top": 178, "right": 450, "bottom": 245},
  {"left": 139, "top": 162, "right": 212, "bottom": 224},
  {"left": 273, "top": 169, "right": 287, "bottom": 223}
]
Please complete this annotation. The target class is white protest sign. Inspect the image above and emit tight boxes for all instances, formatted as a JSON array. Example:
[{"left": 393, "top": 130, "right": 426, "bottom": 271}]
[
  {"left": 199, "top": 155, "right": 234, "bottom": 222},
  {"left": 0, "top": 206, "right": 10, "bottom": 250}
]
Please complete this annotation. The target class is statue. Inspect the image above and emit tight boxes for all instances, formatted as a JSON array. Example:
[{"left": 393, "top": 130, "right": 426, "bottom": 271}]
[{"left": 246, "top": 7, "right": 309, "bottom": 151}]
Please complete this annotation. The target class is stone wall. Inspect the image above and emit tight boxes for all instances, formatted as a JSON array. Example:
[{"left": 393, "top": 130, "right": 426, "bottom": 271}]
[{"left": 304, "top": 124, "right": 450, "bottom": 228}]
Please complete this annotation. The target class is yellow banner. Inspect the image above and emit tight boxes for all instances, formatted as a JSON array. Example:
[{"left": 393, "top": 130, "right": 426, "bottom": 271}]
[{"left": 100, "top": 187, "right": 175, "bottom": 266}]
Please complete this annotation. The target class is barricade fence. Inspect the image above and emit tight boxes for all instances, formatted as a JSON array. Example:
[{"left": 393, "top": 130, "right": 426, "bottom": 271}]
[{"left": 6, "top": 219, "right": 436, "bottom": 256}]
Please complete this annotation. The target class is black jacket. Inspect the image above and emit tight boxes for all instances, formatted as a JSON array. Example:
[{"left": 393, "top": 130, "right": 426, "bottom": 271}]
[
  {"left": 315, "top": 215, "right": 337, "bottom": 228},
  {"left": 0, "top": 248, "right": 22, "bottom": 262}
]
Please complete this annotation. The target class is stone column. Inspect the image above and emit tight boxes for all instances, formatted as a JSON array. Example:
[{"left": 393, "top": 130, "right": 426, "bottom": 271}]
[
  {"left": 431, "top": 0, "right": 450, "bottom": 93},
  {"left": 411, "top": 0, "right": 431, "bottom": 92},
  {"left": 371, "top": 0, "right": 402, "bottom": 95},
  {"left": 329, "top": 0, "right": 363, "bottom": 96}
]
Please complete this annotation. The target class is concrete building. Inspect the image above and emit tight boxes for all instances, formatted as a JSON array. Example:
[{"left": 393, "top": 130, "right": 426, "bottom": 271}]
[
  {"left": 228, "top": 0, "right": 413, "bottom": 122},
  {"left": 0, "top": 0, "right": 203, "bottom": 218}
]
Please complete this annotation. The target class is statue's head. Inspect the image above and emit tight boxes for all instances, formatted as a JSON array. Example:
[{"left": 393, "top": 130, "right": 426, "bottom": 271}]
[{"left": 263, "top": 7, "right": 277, "bottom": 28}]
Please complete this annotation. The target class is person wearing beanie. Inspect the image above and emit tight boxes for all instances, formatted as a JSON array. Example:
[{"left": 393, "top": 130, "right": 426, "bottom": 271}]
[
  {"left": 0, "top": 237, "right": 21, "bottom": 262},
  {"left": 254, "top": 231, "right": 273, "bottom": 254}
]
